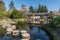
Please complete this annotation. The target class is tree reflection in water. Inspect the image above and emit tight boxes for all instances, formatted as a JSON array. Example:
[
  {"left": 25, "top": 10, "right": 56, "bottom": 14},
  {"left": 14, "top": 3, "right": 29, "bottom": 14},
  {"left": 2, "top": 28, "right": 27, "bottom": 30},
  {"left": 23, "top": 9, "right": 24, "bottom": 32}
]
[
  {"left": 0, "top": 25, "right": 50, "bottom": 40},
  {"left": 29, "top": 26, "right": 34, "bottom": 30},
  {"left": 38, "top": 26, "right": 41, "bottom": 32}
]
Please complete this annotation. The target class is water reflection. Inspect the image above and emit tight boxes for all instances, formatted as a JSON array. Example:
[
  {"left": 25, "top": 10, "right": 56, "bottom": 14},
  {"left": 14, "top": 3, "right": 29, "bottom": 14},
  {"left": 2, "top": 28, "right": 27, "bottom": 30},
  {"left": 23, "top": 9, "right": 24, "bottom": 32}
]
[
  {"left": 29, "top": 26, "right": 34, "bottom": 30},
  {"left": 0, "top": 35, "right": 20, "bottom": 40},
  {"left": 28, "top": 25, "right": 50, "bottom": 40},
  {"left": 38, "top": 26, "right": 41, "bottom": 32},
  {"left": 0, "top": 25, "right": 50, "bottom": 40},
  {"left": 0, "top": 34, "right": 4, "bottom": 38}
]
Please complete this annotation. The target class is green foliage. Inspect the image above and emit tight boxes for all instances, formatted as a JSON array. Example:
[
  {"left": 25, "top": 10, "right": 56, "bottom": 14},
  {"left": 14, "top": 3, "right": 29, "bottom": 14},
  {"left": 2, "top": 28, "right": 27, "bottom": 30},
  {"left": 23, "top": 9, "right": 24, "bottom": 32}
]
[
  {"left": 37, "top": 4, "right": 48, "bottom": 13},
  {"left": 0, "top": 0, "right": 6, "bottom": 19},
  {"left": 0, "top": 12, "right": 7, "bottom": 19},
  {"left": 16, "top": 21, "right": 27, "bottom": 30},
  {"left": 51, "top": 16, "right": 60, "bottom": 27},
  {"left": 50, "top": 11, "right": 53, "bottom": 13},
  {"left": 9, "top": 8, "right": 27, "bottom": 19},
  {"left": 9, "top": 1, "right": 14, "bottom": 10},
  {"left": 29, "top": 6, "right": 34, "bottom": 13},
  {"left": 19, "top": 12, "right": 27, "bottom": 19},
  {"left": 9, "top": 8, "right": 19, "bottom": 19},
  {"left": 0, "top": 27, "right": 5, "bottom": 37},
  {"left": 42, "top": 24, "right": 57, "bottom": 40},
  {"left": 0, "top": 0, "right": 6, "bottom": 12},
  {"left": 6, "top": 11, "right": 11, "bottom": 18}
]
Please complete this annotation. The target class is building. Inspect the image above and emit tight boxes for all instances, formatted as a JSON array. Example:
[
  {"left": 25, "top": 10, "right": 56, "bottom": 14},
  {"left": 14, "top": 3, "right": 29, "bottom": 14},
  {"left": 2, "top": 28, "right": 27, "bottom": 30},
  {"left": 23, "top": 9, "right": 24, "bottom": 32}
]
[
  {"left": 27, "top": 13, "right": 50, "bottom": 24},
  {"left": 50, "top": 11, "right": 60, "bottom": 18}
]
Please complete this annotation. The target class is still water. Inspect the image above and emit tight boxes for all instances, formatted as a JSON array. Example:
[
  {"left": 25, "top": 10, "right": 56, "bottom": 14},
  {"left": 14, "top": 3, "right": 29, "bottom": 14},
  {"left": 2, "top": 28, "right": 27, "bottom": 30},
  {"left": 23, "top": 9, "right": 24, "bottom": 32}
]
[{"left": 0, "top": 26, "right": 50, "bottom": 40}]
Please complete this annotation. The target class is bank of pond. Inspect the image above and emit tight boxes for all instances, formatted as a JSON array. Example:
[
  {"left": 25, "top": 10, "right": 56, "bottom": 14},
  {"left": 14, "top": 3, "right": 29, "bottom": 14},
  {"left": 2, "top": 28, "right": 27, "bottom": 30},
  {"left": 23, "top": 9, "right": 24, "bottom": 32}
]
[{"left": 0, "top": 25, "right": 57, "bottom": 40}]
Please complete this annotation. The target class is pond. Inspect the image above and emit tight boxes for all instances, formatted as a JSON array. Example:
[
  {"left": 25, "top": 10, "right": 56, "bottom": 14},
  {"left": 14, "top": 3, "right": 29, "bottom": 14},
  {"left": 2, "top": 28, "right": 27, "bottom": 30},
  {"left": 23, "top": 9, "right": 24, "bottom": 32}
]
[{"left": 0, "top": 25, "right": 50, "bottom": 40}]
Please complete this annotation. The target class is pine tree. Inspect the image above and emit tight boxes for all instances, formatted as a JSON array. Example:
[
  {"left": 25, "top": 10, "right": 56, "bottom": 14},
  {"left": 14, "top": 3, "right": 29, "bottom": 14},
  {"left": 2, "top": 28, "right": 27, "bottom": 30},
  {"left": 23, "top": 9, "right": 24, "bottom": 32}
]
[
  {"left": 0, "top": 0, "right": 6, "bottom": 12},
  {"left": 9, "top": 8, "right": 19, "bottom": 19},
  {"left": 37, "top": 4, "right": 41, "bottom": 13},
  {"left": 9, "top": 0, "right": 14, "bottom": 11},
  {"left": 37, "top": 4, "right": 48, "bottom": 13},
  {"left": 0, "top": 0, "right": 6, "bottom": 19},
  {"left": 29, "top": 6, "right": 34, "bottom": 13}
]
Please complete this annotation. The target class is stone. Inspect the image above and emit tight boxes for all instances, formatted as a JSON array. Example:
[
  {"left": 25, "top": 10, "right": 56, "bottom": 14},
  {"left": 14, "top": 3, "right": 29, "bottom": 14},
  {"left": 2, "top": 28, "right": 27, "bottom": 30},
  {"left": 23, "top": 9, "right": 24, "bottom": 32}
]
[
  {"left": 20, "top": 30, "right": 27, "bottom": 34},
  {"left": 6, "top": 28, "right": 13, "bottom": 34},
  {"left": 21, "top": 33, "right": 30, "bottom": 39},
  {"left": 11, "top": 25, "right": 16, "bottom": 30},
  {"left": 12, "top": 30, "right": 19, "bottom": 36}
]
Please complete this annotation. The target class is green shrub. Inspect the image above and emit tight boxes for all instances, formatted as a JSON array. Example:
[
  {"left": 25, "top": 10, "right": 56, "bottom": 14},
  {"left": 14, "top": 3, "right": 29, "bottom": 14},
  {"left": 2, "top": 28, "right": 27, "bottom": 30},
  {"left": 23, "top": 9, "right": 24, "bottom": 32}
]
[
  {"left": 0, "top": 27, "right": 5, "bottom": 37},
  {"left": 16, "top": 21, "right": 27, "bottom": 30},
  {"left": 42, "top": 24, "right": 57, "bottom": 40},
  {"left": 50, "top": 16, "right": 60, "bottom": 28}
]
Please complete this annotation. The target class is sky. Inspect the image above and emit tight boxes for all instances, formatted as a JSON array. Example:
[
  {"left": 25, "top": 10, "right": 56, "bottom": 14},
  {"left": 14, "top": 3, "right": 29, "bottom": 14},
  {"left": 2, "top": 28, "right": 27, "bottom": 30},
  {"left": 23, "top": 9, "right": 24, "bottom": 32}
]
[{"left": 3, "top": 0, "right": 60, "bottom": 11}]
